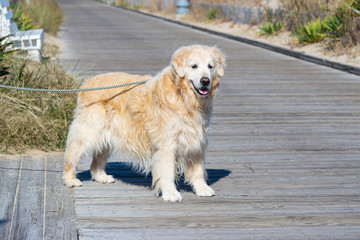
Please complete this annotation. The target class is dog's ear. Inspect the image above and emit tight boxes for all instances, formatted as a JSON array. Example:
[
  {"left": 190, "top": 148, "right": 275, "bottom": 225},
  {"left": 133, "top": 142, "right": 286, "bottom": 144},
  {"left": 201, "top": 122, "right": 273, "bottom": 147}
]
[
  {"left": 211, "top": 47, "right": 226, "bottom": 77},
  {"left": 171, "top": 47, "right": 188, "bottom": 78}
]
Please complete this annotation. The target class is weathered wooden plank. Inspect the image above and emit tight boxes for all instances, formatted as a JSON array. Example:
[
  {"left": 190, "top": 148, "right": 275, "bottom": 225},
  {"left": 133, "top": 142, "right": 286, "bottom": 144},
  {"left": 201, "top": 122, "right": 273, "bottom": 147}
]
[
  {"left": 0, "top": 155, "right": 77, "bottom": 240},
  {"left": 78, "top": 226, "right": 360, "bottom": 240},
  {"left": 74, "top": 213, "right": 360, "bottom": 228},
  {"left": 44, "top": 154, "right": 78, "bottom": 240},
  {"left": 9, "top": 156, "right": 45, "bottom": 239},
  {"left": 0, "top": 156, "right": 21, "bottom": 240}
]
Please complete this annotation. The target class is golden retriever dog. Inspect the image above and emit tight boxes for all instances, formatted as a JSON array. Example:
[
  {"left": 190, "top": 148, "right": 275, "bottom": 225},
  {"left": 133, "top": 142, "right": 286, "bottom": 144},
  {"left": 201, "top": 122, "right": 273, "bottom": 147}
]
[{"left": 63, "top": 45, "right": 226, "bottom": 202}]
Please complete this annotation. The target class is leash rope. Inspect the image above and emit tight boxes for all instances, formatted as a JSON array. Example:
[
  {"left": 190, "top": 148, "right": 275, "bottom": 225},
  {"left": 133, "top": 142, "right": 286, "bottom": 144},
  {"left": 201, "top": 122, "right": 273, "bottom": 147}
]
[{"left": 0, "top": 79, "right": 149, "bottom": 92}]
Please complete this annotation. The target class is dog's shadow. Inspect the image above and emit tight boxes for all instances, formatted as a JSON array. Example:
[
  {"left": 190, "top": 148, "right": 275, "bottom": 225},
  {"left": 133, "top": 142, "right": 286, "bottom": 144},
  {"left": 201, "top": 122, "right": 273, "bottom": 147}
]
[{"left": 77, "top": 162, "right": 231, "bottom": 192}]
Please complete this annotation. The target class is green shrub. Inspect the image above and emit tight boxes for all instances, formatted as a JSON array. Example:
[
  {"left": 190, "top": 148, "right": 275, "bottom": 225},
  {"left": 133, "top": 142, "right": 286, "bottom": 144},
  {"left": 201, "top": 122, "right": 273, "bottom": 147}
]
[
  {"left": 15, "top": 0, "right": 63, "bottom": 35},
  {"left": 322, "top": 15, "right": 343, "bottom": 38},
  {"left": 281, "top": 0, "right": 329, "bottom": 32},
  {"left": 294, "top": 18, "right": 327, "bottom": 43},
  {"left": 334, "top": 0, "right": 360, "bottom": 47},
  {"left": 206, "top": 7, "right": 217, "bottom": 21},
  {"left": 115, "top": 0, "right": 130, "bottom": 8},
  {"left": 134, "top": 3, "right": 144, "bottom": 10},
  {"left": 260, "top": 21, "right": 283, "bottom": 35},
  {"left": 10, "top": 4, "right": 34, "bottom": 31},
  {"left": 259, "top": 8, "right": 283, "bottom": 36},
  {"left": 283, "top": 0, "right": 359, "bottom": 47}
]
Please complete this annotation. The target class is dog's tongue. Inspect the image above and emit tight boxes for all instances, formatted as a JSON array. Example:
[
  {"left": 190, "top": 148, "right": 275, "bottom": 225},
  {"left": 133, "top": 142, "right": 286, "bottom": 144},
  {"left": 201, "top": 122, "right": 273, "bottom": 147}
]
[{"left": 199, "top": 89, "right": 208, "bottom": 95}]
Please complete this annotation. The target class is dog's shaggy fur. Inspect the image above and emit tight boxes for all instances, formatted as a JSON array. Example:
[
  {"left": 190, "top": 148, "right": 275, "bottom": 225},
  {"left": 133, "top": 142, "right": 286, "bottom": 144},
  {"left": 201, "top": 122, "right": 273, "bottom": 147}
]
[{"left": 63, "top": 45, "right": 226, "bottom": 202}]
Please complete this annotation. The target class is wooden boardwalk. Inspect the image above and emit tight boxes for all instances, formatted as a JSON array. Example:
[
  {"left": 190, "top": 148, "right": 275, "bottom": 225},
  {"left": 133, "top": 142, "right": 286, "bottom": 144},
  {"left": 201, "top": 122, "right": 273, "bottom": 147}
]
[
  {"left": 0, "top": 154, "right": 77, "bottom": 239},
  {"left": 1, "top": 0, "right": 360, "bottom": 239}
]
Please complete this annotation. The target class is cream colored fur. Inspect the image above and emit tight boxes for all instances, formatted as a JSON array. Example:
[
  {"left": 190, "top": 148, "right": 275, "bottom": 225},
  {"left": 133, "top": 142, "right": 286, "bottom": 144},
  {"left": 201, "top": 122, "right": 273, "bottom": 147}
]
[{"left": 63, "top": 45, "right": 226, "bottom": 202}]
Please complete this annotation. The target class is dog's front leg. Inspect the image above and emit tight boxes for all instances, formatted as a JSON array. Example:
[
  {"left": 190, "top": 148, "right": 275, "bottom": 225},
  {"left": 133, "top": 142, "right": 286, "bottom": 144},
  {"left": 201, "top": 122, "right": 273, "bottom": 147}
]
[
  {"left": 152, "top": 146, "right": 182, "bottom": 202},
  {"left": 185, "top": 157, "right": 215, "bottom": 197}
]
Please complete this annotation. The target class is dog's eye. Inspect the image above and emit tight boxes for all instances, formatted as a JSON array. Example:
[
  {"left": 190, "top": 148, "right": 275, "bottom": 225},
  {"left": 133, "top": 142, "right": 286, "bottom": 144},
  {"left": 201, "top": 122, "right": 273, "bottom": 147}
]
[
  {"left": 191, "top": 64, "right": 198, "bottom": 69},
  {"left": 208, "top": 64, "right": 213, "bottom": 69}
]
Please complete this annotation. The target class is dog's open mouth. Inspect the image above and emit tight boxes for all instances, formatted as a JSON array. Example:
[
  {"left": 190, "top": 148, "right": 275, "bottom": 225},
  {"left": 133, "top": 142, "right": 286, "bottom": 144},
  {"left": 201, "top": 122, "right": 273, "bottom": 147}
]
[
  {"left": 197, "top": 88, "right": 209, "bottom": 95},
  {"left": 191, "top": 81, "right": 209, "bottom": 96}
]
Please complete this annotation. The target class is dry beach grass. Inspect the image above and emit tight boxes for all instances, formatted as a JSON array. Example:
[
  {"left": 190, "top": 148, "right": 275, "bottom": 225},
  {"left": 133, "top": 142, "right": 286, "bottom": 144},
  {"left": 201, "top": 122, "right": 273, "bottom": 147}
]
[{"left": 0, "top": 0, "right": 77, "bottom": 153}]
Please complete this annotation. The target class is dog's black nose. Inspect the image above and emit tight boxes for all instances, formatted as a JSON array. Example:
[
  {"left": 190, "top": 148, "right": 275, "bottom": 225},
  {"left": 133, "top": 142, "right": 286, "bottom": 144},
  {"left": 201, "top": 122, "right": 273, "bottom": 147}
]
[{"left": 200, "top": 77, "right": 210, "bottom": 86}]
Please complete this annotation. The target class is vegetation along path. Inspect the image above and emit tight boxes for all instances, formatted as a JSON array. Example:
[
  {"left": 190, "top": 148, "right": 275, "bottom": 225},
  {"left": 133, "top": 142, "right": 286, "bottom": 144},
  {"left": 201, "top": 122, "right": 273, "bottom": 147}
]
[{"left": 2, "top": 0, "right": 360, "bottom": 239}]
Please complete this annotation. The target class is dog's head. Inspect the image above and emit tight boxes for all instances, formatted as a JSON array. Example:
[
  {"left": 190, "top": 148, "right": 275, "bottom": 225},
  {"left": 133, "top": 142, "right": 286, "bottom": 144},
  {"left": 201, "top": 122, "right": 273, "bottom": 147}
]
[{"left": 171, "top": 45, "right": 226, "bottom": 97}]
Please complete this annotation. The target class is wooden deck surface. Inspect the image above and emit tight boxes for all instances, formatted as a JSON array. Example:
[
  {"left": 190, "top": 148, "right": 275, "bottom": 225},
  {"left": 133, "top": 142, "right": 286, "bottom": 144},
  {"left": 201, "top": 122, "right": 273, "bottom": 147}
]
[
  {"left": 0, "top": 154, "right": 77, "bottom": 239},
  {"left": 1, "top": 0, "right": 360, "bottom": 239}
]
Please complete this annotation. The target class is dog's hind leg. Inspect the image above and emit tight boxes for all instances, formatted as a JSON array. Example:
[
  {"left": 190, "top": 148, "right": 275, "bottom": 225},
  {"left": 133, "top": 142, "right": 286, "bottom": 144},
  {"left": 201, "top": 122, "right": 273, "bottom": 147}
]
[
  {"left": 63, "top": 138, "right": 87, "bottom": 187},
  {"left": 90, "top": 149, "right": 115, "bottom": 184}
]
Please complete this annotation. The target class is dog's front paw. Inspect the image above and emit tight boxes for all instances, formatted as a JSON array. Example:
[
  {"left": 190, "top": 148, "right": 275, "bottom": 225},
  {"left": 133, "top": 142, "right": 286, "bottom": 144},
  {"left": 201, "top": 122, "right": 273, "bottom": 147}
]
[
  {"left": 162, "top": 190, "right": 183, "bottom": 202},
  {"left": 195, "top": 185, "right": 215, "bottom": 197}
]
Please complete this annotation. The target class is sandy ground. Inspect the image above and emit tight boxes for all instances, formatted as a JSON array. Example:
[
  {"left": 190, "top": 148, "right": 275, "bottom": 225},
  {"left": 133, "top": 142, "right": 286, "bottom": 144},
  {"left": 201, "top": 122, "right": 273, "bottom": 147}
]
[
  {"left": 0, "top": 150, "right": 63, "bottom": 158},
  {"left": 43, "top": 33, "right": 65, "bottom": 60},
  {"left": 143, "top": 10, "right": 360, "bottom": 69}
]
